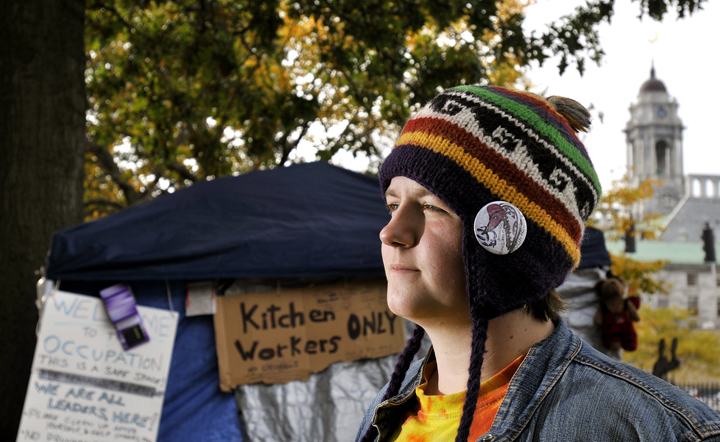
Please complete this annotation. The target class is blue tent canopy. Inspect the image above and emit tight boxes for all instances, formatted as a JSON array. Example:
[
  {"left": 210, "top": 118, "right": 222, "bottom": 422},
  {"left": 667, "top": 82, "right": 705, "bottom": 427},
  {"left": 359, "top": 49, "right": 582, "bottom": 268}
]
[
  {"left": 46, "top": 162, "right": 390, "bottom": 281},
  {"left": 43, "top": 162, "right": 390, "bottom": 442},
  {"left": 578, "top": 226, "right": 612, "bottom": 269}
]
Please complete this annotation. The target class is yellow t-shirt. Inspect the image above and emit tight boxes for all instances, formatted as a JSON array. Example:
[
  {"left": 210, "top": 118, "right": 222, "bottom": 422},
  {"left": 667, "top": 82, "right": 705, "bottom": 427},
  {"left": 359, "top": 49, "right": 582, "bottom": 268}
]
[{"left": 389, "top": 353, "right": 525, "bottom": 442}]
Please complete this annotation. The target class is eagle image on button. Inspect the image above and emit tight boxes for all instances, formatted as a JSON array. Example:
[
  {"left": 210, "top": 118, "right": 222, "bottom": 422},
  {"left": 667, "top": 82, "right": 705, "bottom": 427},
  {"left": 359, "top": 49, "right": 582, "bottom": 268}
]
[{"left": 474, "top": 201, "right": 527, "bottom": 255}]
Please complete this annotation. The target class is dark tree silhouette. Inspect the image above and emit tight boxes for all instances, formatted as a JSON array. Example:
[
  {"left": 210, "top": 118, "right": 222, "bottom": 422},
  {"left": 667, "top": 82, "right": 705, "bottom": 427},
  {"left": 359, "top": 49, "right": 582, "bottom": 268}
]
[{"left": 0, "top": 0, "right": 85, "bottom": 438}]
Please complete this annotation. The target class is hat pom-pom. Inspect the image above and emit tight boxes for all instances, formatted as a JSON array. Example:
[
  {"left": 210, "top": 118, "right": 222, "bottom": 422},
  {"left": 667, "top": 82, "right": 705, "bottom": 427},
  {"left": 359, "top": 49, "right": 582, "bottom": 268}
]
[{"left": 547, "top": 96, "right": 591, "bottom": 133}]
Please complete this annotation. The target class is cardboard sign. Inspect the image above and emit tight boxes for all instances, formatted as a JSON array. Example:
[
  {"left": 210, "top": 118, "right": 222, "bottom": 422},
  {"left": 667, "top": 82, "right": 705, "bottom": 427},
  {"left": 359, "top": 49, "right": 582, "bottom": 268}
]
[
  {"left": 214, "top": 280, "right": 404, "bottom": 389},
  {"left": 17, "top": 290, "right": 178, "bottom": 442}
]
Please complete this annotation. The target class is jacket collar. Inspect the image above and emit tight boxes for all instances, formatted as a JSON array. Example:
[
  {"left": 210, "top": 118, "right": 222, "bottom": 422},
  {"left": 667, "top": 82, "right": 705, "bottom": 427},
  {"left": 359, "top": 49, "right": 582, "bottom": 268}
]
[
  {"left": 371, "top": 350, "right": 434, "bottom": 441},
  {"left": 373, "top": 319, "right": 580, "bottom": 442},
  {"left": 489, "top": 318, "right": 581, "bottom": 440}
]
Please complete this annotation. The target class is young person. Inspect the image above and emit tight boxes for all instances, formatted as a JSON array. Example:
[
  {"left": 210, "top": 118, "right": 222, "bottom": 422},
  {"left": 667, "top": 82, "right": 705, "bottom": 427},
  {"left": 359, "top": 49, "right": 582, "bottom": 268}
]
[{"left": 356, "top": 85, "right": 720, "bottom": 442}]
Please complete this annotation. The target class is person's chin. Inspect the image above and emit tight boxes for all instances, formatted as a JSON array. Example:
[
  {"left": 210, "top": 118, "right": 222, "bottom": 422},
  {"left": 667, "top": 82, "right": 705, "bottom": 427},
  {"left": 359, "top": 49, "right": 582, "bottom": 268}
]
[
  {"left": 386, "top": 290, "right": 413, "bottom": 318},
  {"left": 387, "top": 292, "right": 433, "bottom": 321}
]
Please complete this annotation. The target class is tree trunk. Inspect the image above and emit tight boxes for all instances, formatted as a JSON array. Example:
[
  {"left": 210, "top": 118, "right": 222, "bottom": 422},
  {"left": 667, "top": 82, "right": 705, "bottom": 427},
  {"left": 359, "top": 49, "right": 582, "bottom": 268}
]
[{"left": 0, "top": 0, "right": 85, "bottom": 439}]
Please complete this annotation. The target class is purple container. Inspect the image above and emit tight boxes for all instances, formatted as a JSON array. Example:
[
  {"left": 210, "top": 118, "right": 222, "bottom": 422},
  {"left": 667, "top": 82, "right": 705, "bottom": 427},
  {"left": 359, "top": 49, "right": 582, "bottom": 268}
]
[{"left": 100, "top": 283, "right": 149, "bottom": 350}]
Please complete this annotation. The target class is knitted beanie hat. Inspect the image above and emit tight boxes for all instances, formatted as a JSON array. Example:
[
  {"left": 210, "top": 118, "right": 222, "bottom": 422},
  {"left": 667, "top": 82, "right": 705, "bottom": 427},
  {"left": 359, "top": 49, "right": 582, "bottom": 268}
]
[{"left": 364, "top": 85, "right": 601, "bottom": 442}]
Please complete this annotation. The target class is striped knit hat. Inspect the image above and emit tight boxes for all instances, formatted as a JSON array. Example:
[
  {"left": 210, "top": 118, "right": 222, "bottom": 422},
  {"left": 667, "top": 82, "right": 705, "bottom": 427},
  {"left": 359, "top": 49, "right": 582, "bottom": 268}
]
[{"left": 366, "top": 85, "right": 601, "bottom": 442}]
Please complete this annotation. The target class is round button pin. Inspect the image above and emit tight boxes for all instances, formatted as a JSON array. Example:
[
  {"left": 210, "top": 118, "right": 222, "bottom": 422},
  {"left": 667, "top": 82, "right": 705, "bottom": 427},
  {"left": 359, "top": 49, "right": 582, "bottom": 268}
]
[{"left": 474, "top": 201, "right": 527, "bottom": 255}]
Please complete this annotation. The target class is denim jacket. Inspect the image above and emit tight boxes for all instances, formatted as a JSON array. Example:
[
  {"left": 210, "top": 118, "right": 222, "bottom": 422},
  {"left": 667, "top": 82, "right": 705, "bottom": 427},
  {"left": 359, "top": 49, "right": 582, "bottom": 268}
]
[{"left": 356, "top": 319, "right": 720, "bottom": 442}]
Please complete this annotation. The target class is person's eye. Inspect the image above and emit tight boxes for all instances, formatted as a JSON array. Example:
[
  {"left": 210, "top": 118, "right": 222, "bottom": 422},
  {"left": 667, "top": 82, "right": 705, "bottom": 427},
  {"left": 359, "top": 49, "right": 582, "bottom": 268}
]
[
  {"left": 386, "top": 203, "right": 399, "bottom": 214},
  {"left": 423, "top": 204, "right": 444, "bottom": 213}
]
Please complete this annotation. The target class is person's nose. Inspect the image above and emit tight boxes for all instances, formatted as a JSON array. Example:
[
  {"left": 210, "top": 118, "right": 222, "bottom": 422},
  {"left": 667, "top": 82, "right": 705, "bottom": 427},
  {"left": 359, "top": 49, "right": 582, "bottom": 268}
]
[{"left": 380, "top": 204, "right": 421, "bottom": 248}]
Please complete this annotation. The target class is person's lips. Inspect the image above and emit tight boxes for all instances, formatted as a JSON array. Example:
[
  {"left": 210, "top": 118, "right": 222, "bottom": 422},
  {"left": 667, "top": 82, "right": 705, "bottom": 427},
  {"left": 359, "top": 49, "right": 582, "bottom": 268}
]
[{"left": 389, "top": 264, "right": 419, "bottom": 273}]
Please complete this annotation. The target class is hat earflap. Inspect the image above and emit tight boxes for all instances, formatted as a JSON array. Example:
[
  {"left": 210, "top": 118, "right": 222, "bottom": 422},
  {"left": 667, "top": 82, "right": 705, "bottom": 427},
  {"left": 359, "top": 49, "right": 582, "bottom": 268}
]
[{"left": 455, "top": 316, "right": 489, "bottom": 442}]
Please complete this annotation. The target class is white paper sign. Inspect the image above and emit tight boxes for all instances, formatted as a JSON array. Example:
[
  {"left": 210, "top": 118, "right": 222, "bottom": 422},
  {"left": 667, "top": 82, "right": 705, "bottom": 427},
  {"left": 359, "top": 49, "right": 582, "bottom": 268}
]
[
  {"left": 17, "top": 290, "right": 178, "bottom": 442},
  {"left": 185, "top": 281, "right": 216, "bottom": 316}
]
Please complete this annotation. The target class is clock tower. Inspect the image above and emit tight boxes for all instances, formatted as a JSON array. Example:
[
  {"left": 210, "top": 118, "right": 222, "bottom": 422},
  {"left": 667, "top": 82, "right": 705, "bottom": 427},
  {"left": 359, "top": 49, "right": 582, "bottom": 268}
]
[{"left": 624, "top": 66, "right": 685, "bottom": 217}]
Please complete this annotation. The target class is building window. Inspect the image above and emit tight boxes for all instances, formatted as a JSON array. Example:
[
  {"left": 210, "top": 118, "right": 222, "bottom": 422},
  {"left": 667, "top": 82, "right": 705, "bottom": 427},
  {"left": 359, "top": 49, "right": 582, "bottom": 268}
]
[
  {"left": 716, "top": 276, "right": 720, "bottom": 287},
  {"left": 692, "top": 179, "right": 702, "bottom": 197},
  {"left": 687, "top": 273, "right": 698, "bottom": 286},
  {"left": 658, "top": 297, "right": 669, "bottom": 308},
  {"left": 717, "top": 299, "right": 720, "bottom": 317},
  {"left": 688, "top": 297, "right": 699, "bottom": 315},
  {"left": 655, "top": 141, "right": 668, "bottom": 175}
]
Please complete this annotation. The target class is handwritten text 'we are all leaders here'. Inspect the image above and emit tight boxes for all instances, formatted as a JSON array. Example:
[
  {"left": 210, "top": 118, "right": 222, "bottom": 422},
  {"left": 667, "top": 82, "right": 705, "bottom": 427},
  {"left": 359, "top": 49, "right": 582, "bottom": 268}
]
[{"left": 17, "top": 291, "right": 177, "bottom": 442}]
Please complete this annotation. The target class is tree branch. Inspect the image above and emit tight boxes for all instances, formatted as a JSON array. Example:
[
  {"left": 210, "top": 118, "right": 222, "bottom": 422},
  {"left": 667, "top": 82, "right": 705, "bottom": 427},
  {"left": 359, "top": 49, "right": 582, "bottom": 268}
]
[
  {"left": 83, "top": 198, "right": 125, "bottom": 210},
  {"left": 88, "top": 1, "right": 151, "bottom": 40},
  {"left": 168, "top": 160, "right": 198, "bottom": 183},
  {"left": 85, "top": 137, "right": 144, "bottom": 205},
  {"left": 278, "top": 122, "right": 311, "bottom": 166},
  {"left": 324, "top": 118, "right": 354, "bottom": 154}
]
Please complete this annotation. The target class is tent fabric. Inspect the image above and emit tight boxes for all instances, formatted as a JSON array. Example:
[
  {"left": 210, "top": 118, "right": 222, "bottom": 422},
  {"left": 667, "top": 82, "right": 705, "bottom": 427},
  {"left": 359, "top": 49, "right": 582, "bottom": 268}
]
[
  {"left": 577, "top": 226, "right": 612, "bottom": 269},
  {"left": 558, "top": 226, "right": 620, "bottom": 360},
  {"left": 46, "top": 162, "right": 390, "bottom": 281},
  {"left": 43, "top": 162, "right": 392, "bottom": 442},
  {"left": 557, "top": 267, "right": 621, "bottom": 361},
  {"left": 57, "top": 279, "right": 243, "bottom": 442}
]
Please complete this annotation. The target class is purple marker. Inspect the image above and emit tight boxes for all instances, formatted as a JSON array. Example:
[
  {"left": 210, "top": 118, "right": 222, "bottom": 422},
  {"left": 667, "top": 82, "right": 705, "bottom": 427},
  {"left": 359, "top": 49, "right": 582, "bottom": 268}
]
[{"left": 100, "top": 284, "right": 149, "bottom": 350}]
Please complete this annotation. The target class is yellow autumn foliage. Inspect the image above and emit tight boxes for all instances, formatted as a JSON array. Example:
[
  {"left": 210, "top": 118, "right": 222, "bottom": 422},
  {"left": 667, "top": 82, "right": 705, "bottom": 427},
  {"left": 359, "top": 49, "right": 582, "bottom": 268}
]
[{"left": 624, "top": 306, "right": 720, "bottom": 383}]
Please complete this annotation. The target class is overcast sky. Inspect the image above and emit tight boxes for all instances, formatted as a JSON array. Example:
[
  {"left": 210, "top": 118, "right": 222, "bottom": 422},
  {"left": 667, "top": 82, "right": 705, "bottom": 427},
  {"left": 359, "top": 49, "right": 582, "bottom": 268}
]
[{"left": 524, "top": 0, "right": 720, "bottom": 191}]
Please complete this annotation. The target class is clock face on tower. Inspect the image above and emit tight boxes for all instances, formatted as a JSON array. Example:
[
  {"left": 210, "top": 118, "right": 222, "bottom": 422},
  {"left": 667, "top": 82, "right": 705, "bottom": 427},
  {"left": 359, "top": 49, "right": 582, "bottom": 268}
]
[{"left": 656, "top": 105, "right": 668, "bottom": 119}]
